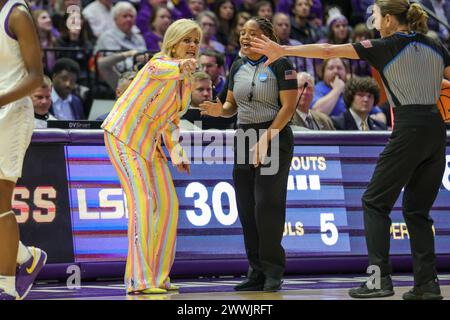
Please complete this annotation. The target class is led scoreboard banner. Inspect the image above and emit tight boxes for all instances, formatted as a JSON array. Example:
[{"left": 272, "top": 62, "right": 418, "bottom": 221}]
[{"left": 15, "top": 130, "right": 450, "bottom": 277}]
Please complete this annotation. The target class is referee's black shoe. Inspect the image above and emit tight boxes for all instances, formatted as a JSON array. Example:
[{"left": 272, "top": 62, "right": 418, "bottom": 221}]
[
  {"left": 402, "top": 278, "right": 443, "bottom": 300},
  {"left": 348, "top": 275, "right": 395, "bottom": 299},
  {"left": 234, "top": 275, "right": 265, "bottom": 291},
  {"left": 263, "top": 277, "right": 283, "bottom": 292}
]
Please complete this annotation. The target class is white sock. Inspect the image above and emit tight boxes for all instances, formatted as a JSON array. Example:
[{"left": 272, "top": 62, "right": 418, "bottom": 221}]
[
  {"left": 0, "top": 276, "right": 17, "bottom": 297},
  {"left": 17, "top": 242, "right": 32, "bottom": 265}
]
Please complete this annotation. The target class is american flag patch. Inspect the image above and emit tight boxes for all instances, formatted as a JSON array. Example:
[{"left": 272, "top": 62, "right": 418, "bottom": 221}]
[
  {"left": 285, "top": 70, "right": 297, "bottom": 80},
  {"left": 360, "top": 40, "right": 373, "bottom": 48}
]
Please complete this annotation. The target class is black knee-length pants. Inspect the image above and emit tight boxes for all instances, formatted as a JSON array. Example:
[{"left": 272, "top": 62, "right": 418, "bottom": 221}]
[
  {"left": 362, "top": 105, "right": 446, "bottom": 285},
  {"left": 233, "top": 122, "right": 293, "bottom": 280}
]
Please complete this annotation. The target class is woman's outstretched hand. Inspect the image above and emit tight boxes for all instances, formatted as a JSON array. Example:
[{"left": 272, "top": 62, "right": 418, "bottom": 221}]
[
  {"left": 250, "top": 34, "right": 285, "bottom": 67},
  {"left": 199, "top": 97, "right": 223, "bottom": 117}
]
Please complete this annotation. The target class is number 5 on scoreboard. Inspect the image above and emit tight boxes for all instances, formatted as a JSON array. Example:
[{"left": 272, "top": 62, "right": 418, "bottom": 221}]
[{"left": 320, "top": 213, "right": 339, "bottom": 246}]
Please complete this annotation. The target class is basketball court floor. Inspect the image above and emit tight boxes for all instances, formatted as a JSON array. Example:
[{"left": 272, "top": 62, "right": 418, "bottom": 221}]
[{"left": 27, "top": 274, "right": 450, "bottom": 300}]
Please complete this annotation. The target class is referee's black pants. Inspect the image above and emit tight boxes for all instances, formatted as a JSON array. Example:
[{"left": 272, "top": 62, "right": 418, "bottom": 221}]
[
  {"left": 233, "top": 122, "right": 293, "bottom": 280},
  {"left": 362, "top": 105, "right": 446, "bottom": 285}
]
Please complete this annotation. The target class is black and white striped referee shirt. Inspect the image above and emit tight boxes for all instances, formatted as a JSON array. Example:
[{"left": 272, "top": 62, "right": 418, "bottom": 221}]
[
  {"left": 352, "top": 32, "right": 450, "bottom": 108},
  {"left": 228, "top": 56, "right": 298, "bottom": 124}
]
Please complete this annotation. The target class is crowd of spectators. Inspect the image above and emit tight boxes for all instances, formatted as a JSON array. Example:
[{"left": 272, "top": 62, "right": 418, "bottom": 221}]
[{"left": 27, "top": 0, "right": 450, "bottom": 131}]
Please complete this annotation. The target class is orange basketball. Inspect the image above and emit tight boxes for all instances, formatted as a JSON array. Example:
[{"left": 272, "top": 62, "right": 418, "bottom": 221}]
[{"left": 437, "top": 79, "right": 450, "bottom": 122}]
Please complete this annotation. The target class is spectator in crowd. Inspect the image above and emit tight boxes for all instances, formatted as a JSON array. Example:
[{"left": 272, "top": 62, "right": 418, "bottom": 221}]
[
  {"left": 290, "top": 0, "right": 321, "bottom": 44},
  {"left": 332, "top": 77, "right": 387, "bottom": 131},
  {"left": 228, "top": 11, "right": 251, "bottom": 55},
  {"left": 350, "top": 23, "right": 374, "bottom": 77},
  {"left": 187, "top": 0, "right": 206, "bottom": 19},
  {"left": 277, "top": 0, "right": 323, "bottom": 25},
  {"left": 51, "top": 0, "right": 82, "bottom": 33},
  {"left": 182, "top": 72, "right": 236, "bottom": 129},
  {"left": 55, "top": 12, "right": 94, "bottom": 80},
  {"left": 320, "top": 7, "right": 350, "bottom": 44},
  {"left": 50, "top": 58, "right": 85, "bottom": 120},
  {"left": 96, "top": 71, "right": 137, "bottom": 121},
  {"left": 94, "top": 2, "right": 147, "bottom": 71},
  {"left": 321, "top": 0, "right": 352, "bottom": 23},
  {"left": 291, "top": 72, "right": 335, "bottom": 130},
  {"left": 113, "top": 70, "right": 137, "bottom": 99},
  {"left": 199, "top": 50, "right": 227, "bottom": 99},
  {"left": 136, "top": 0, "right": 191, "bottom": 35},
  {"left": 32, "top": 76, "right": 57, "bottom": 129},
  {"left": 28, "top": 0, "right": 52, "bottom": 10},
  {"left": 142, "top": 6, "right": 172, "bottom": 52},
  {"left": 420, "top": 0, "right": 450, "bottom": 43},
  {"left": 33, "top": 9, "right": 58, "bottom": 72},
  {"left": 237, "top": 0, "right": 258, "bottom": 15},
  {"left": 314, "top": 7, "right": 351, "bottom": 79},
  {"left": 82, "top": 0, "right": 114, "bottom": 38},
  {"left": 273, "top": 12, "right": 314, "bottom": 75},
  {"left": 311, "top": 57, "right": 385, "bottom": 124},
  {"left": 214, "top": 0, "right": 236, "bottom": 48},
  {"left": 349, "top": 0, "right": 375, "bottom": 25},
  {"left": 97, "top": 50, "right": 139, "bottom": 91},
  {"left": 255, "top": 0, "right": 274, "bottom": 20},
  {"left": 311, "top": 57, "right": 348, "bottom": 116},
  {"left": 197, "top": 11, "right": 226, "bottom": 54}
]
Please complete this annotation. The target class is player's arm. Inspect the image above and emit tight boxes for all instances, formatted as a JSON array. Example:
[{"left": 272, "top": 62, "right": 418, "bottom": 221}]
[{"left": 0, "top": 6, "right": 43, "bottom": 107}]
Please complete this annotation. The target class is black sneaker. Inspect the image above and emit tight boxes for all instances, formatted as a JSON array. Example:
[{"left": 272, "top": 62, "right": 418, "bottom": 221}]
[
  {"left": 263, "top": 277, "right": 283, "bottom": 292},
  {"left": 348, "top": 275, "right": 395, "bottom": 299},
  {"left": 234, "top": 277, "right": 265, "bottom": 291},
  {"left": 402, "top": 278, "right": 443, "bottom": 300}
]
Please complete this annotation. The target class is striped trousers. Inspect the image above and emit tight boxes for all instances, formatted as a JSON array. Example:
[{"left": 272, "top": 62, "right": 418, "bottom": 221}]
[{"left": 104, "top": 132, "right": 178, "bottom": 293}]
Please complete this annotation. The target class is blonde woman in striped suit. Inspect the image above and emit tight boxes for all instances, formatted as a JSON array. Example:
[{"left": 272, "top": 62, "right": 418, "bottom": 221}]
[{"left": 102, "top": 19, "right": 201, "bottom": 295}]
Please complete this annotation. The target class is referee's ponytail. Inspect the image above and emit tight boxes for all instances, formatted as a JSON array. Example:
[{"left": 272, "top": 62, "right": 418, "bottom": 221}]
[
  {"left": 407, "top": 3, "right": 429, "bottom": 35},
  {"left": 375, "top": 0, "right": 429, "bottom": 34}
]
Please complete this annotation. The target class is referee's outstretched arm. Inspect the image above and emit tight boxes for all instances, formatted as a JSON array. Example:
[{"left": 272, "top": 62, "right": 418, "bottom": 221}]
[{"left": 250, "top": 35, "right": 360, "bottom": 66}]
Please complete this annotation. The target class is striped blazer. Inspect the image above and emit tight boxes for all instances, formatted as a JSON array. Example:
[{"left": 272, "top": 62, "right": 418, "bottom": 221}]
[{"left": 102, "top": 53, "right": 191, "bottom": 163}]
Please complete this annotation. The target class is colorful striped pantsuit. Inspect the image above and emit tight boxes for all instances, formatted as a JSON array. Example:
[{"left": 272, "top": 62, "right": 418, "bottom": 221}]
[{"left": 104, "top": 132, "right": 178, "bottom": 293}]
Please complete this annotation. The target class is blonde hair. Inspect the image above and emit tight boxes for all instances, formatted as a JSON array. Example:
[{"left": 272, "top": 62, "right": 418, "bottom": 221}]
[
  {"left": 375, "top": 0, "right": 429, "bottom": 34},
  {"left": 192, "top": 71, "right": 211, "bottom": 82},
  {"left": 161, "top": 19, "right": 203, "bottom": 58},
  {"left": 41, "top": 75, "right": 52, "bottom": 88}
]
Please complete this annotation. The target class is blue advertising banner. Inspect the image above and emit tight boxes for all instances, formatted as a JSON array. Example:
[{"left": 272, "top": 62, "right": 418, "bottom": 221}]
[{"left": 65, "top": 141, "right": 450, "bottom": 263}]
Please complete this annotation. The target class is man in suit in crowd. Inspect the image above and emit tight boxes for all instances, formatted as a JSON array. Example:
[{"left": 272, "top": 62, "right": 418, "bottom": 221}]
[
  {"left": 182, "top": 71, "right": 236, "bottom": 130},
  {"left": 291, "top": 72, "right": 335, "bottom": 130},
  {"left": 332, "top": 77, "right": 387, "bottom": 131},
  {"left": 50, "top": 58, "right": 86, "bottom": 120}
]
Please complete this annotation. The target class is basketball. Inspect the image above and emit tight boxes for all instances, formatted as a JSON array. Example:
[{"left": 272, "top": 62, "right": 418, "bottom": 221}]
[{"left": 437, "top": 79, "right": 450, "bottom": 122}]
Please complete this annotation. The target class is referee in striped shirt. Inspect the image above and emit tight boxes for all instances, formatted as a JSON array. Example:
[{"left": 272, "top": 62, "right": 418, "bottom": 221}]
[
  {"left": 251, "top": 0, "right": 450, "bottom": 300},
  {"left": 200, "top": 17, "right": 298, "bottom": 292}
]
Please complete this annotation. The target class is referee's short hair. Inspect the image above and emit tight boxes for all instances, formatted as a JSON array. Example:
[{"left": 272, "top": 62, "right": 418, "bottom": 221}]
[{"left": 344, "top": 77, "right": 380, "bottom": 108}]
